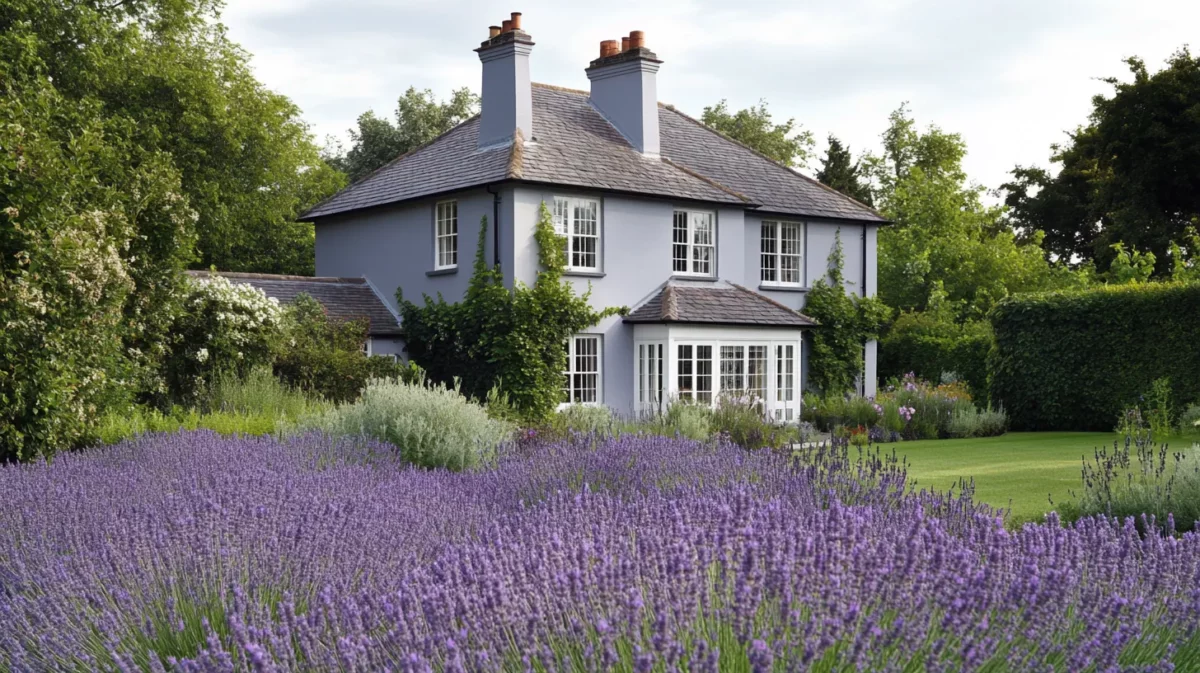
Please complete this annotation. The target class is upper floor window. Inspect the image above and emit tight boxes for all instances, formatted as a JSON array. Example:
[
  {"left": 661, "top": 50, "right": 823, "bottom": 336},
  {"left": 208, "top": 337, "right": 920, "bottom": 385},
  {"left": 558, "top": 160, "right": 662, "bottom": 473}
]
[
  {"left": 673, "top": 210, "right": 715, "bottom": 277},
  {"left": 435, "top": 201, "right": 458, "bottom": 270},
  {"left": 760, "top": 220, "right": 803, "bottom": 285},
  {"left": 563, "top": 335, "right": 601, "bottom": 404},
  {"left": 552, "top": 197, "right": 600, "bottom": 271}
]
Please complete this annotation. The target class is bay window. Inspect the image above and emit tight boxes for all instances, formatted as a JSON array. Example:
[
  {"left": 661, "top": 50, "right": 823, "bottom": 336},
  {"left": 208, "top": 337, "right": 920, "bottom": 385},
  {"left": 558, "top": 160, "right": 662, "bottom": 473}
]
[{"left": 676, "top": 344, "right": 713, "bottom": 403}]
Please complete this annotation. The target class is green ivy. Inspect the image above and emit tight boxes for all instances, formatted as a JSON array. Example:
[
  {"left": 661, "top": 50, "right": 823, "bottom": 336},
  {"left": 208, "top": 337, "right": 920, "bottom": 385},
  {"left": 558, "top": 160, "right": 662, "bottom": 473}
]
[
  {"left": 804, "top": 232, "right": 891, "bottom": 395},
  {"left": 989, "top": 282, "right": 1200, "bottom": 431},
  {"left": 399, "top": 202, "right": 622, "bottom": 422}
]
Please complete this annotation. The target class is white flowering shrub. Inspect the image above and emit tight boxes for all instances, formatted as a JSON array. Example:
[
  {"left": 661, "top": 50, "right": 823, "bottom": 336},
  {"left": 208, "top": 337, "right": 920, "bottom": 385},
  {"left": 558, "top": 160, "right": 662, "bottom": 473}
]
[{"left": 162, "top": 276, "right": 285, "bottom": 403}]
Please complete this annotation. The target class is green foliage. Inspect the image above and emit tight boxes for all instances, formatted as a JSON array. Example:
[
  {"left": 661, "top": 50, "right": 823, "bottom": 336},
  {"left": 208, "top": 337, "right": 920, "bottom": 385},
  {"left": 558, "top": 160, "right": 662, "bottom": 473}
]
[
  {"left": 700, "top": 99, "right": 814, "bottom": 167},
  {"left": 1065, "top": 434, "right": 1200, "bottom": 535},
  {"left": 207, "top": 367, "right": 331, "bottom": 420},
  {"left": 804, "top": 233, "right": 890, "bottom": 395},
  {"left": 1179, "top": 404, "right": 1200, "bottom": 435},
  {"left": 93, "top": 408, "right": 278, "bottom": 446},
  {"left": 1002, "top": 48, "right": 1200, "bottom": 277},
  {"left": 804, "top": 374, "right": 1002, "bottom": 441},
  {"left": 0, "top": 74, "right": 194, "bottom": 460},
  {"left": 945, "top": 406, "right": 1009, "bottom": 439},
  {"left": 989, "top": 282, "right": 1200, "bottom": 430},
  {"left": 400, "top": 204, "right": 621, "bottom": 422},
  {"left": 879, "top": 306, "right": 994, "bottom": 401},
  {"left": 815, "top": 135, "right": 872, "bottom": 205},
  {"left": 328, "top": 87, "right": 479, "bottom": 182},
  {"left": 1104, "top": 242, "right": 1157, "bottom": 284},
  {"left": 711, "top": 394, "right": 798, "bottom": 451},
  {"left": 864, "top": 104, "right": 1076, "bottom": 321},
  {"left": 162, "top": 276, "right": 285, "bottom": 404},
  {"left": 273, "top": 293, "right": 412, "bottom": 403},
  {"left": 301, "top": 379, "right": 513, "bottom": 471}
]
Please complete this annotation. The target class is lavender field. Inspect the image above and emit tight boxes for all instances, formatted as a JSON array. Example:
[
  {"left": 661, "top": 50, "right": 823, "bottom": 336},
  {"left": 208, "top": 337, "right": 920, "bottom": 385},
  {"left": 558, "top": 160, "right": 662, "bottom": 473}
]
[{"left": 2, "top": 431, "right": 1199, "bottom": 672}]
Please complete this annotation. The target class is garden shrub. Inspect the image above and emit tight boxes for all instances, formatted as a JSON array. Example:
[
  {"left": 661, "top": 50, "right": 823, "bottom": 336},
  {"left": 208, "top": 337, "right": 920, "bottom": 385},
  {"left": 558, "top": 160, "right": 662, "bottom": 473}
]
[
  {"left": 710, "top": 393, "right": 799, "bottom": 451},
  {"left": 555, "top": 404, "right": 616, "bottom": 435},
  {"left": 400, "top": 205, "right": 622, "bottom": 423},
  {"left": 162, "top": 275, "right": 284, "bottom": 404},
  {"left": 273, "top": 293, "right": 412, "bottom": 403},
  {"left": 804, "top": 232, "right": 891, "bottom": 395},
  {"left": 989, "top": 282, "right": 1200, "bottom": 431},
  {"left": 1180, "top": 404, "right": 1200, "bottom": 435},
  {"left": 880, "top": 310, "right": 994, "bottom": 401},
  {"left": 207, "top": 367, "right": 331, "bottom": 420},
  {"left": 1065, "top": 433, "right": 1200, "bottom": 535},
  {"left": 301, "top": 379, "right": 513, "bottom": 471}
]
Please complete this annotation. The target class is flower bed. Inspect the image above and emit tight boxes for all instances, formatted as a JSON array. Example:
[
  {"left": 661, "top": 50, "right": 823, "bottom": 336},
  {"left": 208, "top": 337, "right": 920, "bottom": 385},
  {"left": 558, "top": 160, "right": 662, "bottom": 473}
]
[{"left": 1, "top": 431, "right": 1197, "bottom": 671}]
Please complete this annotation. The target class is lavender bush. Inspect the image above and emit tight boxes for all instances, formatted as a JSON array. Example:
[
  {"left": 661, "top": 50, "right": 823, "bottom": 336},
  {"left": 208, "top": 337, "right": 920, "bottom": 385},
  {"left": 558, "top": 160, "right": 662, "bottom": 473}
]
[{"left": 2, "top": 431, "right": 1199, "bottom": 671}]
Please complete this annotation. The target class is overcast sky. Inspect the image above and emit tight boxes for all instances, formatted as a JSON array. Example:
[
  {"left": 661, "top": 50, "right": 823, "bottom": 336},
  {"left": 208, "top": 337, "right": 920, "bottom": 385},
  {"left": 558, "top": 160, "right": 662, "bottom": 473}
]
[{"left": 221, "top": 0, "right": 1197, "bottom": 193}]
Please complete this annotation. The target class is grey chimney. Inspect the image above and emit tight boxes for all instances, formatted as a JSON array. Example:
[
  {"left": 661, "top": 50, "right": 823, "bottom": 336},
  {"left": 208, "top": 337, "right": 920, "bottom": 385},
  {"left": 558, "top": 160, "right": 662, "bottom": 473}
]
[
  {"left": 586, "top": 31, "right": 662, "bottom": 155},
  {"left": 475, "top": 12, "right": 533, "bottom": 149}
]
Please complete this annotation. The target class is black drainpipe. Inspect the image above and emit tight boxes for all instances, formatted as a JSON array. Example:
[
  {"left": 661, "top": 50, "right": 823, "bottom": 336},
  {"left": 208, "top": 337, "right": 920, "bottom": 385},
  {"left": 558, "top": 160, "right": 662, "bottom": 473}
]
[
  {"left": 861, "top": 224, "right": 868, "bottom": 297},
  {"left": 486, "top": 184, "right": 501, "bottom": 269}
]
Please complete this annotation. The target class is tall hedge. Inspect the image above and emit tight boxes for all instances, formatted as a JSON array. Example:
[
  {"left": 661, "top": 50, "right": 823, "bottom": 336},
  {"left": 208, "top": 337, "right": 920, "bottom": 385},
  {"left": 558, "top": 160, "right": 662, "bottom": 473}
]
[{"left": 989, "top": 282, "right": 1200, "bottom": 431}]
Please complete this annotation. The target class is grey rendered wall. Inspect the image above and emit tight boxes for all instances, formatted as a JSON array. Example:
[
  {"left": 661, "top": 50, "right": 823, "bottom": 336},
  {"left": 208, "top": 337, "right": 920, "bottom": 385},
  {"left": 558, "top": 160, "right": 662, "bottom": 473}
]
[
  {"left": 315, "top": 188, "right": 497, "bottom": 314},
  {"left": 510, "top": 187, "right": 750, "bottom": 414},
  {"left": 369, "top": 337, "right": 407, "bottom": 359},
  {"left": 742, "top": 214, "right": 879, "bottom": 393}
]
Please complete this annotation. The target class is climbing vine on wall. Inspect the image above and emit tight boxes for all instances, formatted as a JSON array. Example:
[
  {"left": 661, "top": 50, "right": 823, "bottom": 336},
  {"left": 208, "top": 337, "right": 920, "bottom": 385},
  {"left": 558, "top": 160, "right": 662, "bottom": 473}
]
[
  {"left": 804, "top": 232, "right": 891, "bottom": 395},
  {"left": 399, "top": 202, "right": 623, "bottom": 421}
]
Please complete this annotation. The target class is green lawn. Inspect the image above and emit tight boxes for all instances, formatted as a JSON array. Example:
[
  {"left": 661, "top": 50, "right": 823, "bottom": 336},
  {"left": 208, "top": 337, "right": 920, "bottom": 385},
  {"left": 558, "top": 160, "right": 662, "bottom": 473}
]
[{"left": 876, "top": 432, "right": 1117, "bottom": 524}]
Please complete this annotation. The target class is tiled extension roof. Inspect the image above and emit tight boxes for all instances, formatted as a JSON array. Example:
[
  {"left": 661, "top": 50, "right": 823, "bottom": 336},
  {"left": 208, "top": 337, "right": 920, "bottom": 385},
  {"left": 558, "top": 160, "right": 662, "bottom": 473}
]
[
  {"left": 185, "top": 271, "right": 403, "bottom": 337},
  {"left": 303, "top": 84, "right": 885, "bottom": 223},
  {"left": 624, "top": 281, "right": 817, "bottom": 327}
]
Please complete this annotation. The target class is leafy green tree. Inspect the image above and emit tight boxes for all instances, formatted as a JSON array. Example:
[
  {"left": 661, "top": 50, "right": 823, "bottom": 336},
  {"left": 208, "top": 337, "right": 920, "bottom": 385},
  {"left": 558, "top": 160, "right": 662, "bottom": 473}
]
[
  {"left": 1002, "top": 48, "right": 1200, "bottom": 276},
  {"left": 701, "top": 99, "right": 814, "bottom": 167},
  {"left": 1104, "top": 243, "right": 1157, "bottom": 284},
  {"left": 816, "top": 135, "right": 872, "bottom": 205},
  {"left": 3, "top": 0, "right": 344, "bottom": 277},
  {"left": 863, "top": 104, "right": 1075, "bottom": 320},
  {"left": 329, "top": 87, "right": 479, "bottom": 182},
  {"left": 805, "top": 234, "right": 891, "bottom": 395}
]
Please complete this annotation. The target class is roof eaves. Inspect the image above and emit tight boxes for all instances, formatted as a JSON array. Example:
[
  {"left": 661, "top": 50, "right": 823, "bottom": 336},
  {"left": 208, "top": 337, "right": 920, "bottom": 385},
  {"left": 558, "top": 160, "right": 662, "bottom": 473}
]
[{"left": 729, "top": 283, "right": 819, "bottom": 325}]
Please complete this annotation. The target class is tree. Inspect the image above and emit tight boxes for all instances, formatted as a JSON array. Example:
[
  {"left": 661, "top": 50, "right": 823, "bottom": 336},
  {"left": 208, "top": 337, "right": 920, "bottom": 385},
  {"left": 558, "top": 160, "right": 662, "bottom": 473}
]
[
  {"left": 329, "top": 87, "right": 479, "bottom": 182},
  {"left": 862, "top": 104, "right": 1074, "bottom": 321},
  {"left": 700, "top": 99, "right": 814, "bottom": 167},
  {"left": 816, "top": 135, "right": 872, "bottom": 205},
  {"left": 1002, "top": 48, "right": 1200, "bottom": 276},
  {"left": 2, "top": 0, "right": 344, "bottom": 277}
]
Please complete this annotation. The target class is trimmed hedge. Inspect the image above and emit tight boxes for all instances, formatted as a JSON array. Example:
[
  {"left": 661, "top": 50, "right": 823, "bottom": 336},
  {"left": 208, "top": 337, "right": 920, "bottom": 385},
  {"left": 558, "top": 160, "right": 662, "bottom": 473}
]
[{"left": 989, "top": 282, "right": 1200, "bottom": 431}]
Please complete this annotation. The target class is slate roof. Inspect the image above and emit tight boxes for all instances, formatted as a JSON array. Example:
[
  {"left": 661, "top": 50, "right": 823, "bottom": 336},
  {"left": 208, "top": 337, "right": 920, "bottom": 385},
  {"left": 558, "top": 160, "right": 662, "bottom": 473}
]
[
  {"left": 624, "top": 281, "right": 817, "bottom": 327},
  {"left": 303, "top": 84, "right": 884, "bottom": 223},
  {"left": 186, "top": 271, "right": 403, "bottom": 337}
]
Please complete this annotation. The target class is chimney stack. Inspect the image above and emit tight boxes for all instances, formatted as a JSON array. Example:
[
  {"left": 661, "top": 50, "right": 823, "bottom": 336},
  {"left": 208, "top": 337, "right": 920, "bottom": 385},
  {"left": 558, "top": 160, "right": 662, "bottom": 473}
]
[
  {"left": 586, "top": 30, "right": 662, "bottom": 156},
  {"left": 476, "top": 12, "right": 534, "bottom": 148}
]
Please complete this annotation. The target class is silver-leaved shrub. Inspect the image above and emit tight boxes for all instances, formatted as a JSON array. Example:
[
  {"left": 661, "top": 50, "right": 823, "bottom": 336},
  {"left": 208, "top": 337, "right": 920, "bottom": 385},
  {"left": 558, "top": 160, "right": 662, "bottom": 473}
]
[{"left": 303, "top": 379, "right": 512, "bottom": 471}]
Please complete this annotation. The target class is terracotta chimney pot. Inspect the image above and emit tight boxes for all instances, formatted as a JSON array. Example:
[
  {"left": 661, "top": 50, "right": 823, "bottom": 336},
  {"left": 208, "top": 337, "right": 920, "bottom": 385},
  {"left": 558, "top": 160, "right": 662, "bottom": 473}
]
[
  {"left": 501, "top": 19, "right": 512, "bottom": 32},
  {"left": 621, "top": 36, "right": 630, "bottom": 51},
  {"left": 510, "top": 12, "right": 522, "bottom": 30},
  {"left": 629, "top": 30, "right": 645, "bottom": 49},
  {"left": 488, "top": 25, "right": 501, "bottom": 38}
]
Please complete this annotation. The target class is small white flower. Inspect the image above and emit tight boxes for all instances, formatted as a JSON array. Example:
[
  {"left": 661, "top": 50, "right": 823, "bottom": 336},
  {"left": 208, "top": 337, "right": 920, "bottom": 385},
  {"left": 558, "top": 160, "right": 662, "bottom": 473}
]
[{"left": 195, "top": 348, "right": 209, "bottom": 363}]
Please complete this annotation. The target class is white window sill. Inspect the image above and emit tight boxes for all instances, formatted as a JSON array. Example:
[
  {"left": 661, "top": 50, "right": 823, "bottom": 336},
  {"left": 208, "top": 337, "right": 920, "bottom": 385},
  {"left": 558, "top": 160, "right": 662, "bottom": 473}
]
[
  {"left": 563, "top": 269, "right": 605, "bottom": 278},
  {"left": 758, "top": 283, "right": 808, "bottom": 292},
  {"left": 670, "top": 273, "right": 717, "bottom": 281},
  {"left": 426, "top": 267, "right": 458, "bottom": 276}
]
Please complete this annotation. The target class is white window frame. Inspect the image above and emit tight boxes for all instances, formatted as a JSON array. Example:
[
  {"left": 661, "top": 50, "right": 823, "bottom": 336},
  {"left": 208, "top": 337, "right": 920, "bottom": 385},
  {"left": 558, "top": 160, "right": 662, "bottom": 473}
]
[
  {"left": 760, "top": 220, "right": 804, "bottom": 286},
  {"left": 552, "top": 196, "right": 601, "bottom": 272},
  {"left": 434, "top": 200, "right": 458, "bottom": 270},
  {"left": 562, "top": 335, "right": 602, "bottom": 406},
  {"left": 636, "top": 342, "right": 665, "bottom": 414},
  {"left": 672, "top": 209, "right": 716, "bottom": 277}
]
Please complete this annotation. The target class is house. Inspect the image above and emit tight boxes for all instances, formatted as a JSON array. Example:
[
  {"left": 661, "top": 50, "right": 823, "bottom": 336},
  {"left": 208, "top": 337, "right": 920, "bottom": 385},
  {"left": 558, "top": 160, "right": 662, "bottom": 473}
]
[
  {"left": 185, "top": 271, "right": 404, "bottom": 357},
  {"left": 302, "top": 13, "right": 885, "bottom": 417}
]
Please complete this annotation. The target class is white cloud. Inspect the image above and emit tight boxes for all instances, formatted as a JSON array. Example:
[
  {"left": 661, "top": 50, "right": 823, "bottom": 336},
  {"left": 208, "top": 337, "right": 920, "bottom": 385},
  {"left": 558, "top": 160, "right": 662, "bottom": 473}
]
[{"left": 221, "top": 0, "right": 1199, "bottom": 190}]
